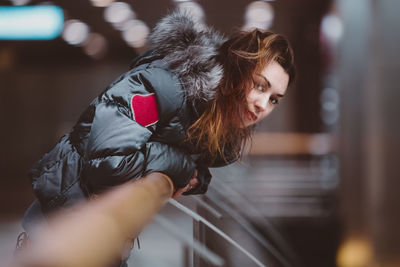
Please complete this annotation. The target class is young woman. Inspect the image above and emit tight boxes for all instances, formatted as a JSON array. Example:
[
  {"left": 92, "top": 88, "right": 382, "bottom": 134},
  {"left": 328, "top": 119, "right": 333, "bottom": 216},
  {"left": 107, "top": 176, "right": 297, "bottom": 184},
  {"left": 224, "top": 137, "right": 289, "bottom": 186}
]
[{"left": 21, "top": 11, "right": 295, "bottom": 237}]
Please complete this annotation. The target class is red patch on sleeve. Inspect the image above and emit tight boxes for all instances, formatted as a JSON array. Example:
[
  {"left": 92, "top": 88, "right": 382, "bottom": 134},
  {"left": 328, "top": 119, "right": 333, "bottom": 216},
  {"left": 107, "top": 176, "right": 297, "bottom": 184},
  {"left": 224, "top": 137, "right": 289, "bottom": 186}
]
[{"left": 131, "top": 93, "right": 159, "bottom": 127}]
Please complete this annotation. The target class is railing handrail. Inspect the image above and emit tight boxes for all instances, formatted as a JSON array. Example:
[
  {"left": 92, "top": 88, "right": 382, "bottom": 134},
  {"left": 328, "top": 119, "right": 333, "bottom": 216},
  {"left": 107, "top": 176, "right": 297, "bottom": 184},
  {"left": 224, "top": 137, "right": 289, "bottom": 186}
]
[
  {"left": 12, "top": 172, "right": 174, "bottom": 267},
  {"left": 168, "top": 198, "right": 267, "bottom": 267}
]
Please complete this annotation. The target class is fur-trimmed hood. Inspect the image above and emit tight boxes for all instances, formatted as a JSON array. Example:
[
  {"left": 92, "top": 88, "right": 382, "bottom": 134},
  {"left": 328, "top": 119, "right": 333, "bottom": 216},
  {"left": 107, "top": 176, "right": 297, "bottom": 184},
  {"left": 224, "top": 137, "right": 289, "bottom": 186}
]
[{"left": 147, "top": 11, "right": 226, "bottom": 101}]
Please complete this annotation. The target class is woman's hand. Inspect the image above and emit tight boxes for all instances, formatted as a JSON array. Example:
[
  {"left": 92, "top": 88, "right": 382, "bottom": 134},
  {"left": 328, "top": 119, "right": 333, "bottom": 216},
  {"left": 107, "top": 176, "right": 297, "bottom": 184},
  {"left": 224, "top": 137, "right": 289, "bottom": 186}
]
[{"left": 172, "top": 169, "right": 199, "bottom": 199}]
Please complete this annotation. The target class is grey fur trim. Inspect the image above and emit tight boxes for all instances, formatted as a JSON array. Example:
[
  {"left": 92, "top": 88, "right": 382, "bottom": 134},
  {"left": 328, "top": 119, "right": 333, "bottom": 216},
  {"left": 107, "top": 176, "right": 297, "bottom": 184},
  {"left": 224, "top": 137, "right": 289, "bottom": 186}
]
[{"left": 148, "top": 11, "right": 226, "bottom": 101}]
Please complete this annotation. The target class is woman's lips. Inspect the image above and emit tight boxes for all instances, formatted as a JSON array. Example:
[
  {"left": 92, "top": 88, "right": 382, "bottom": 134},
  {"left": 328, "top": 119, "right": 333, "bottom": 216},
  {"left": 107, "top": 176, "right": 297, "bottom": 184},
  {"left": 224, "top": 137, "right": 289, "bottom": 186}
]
[{"left": 247, "top": 111, "right": 257, "bottom": 121}]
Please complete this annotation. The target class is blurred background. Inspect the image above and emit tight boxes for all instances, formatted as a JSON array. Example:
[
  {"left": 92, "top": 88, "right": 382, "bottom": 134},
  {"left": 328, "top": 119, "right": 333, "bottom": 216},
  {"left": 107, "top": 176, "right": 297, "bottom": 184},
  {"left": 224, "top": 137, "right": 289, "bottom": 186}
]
[{"left": 1, "top": 0, "right": 399, "bottom": 266}]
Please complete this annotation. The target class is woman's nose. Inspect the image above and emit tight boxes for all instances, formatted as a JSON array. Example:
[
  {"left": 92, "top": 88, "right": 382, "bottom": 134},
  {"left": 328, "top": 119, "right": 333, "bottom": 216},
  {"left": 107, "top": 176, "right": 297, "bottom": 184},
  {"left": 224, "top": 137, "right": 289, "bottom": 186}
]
[{"left": 255, "top": 94, "right": 269, "bottom": 112}]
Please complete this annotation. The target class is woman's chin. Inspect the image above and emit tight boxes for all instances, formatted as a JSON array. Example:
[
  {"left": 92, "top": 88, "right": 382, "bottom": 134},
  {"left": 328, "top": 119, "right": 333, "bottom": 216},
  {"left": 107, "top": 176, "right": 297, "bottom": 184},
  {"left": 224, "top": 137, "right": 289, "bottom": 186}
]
[{"left": 239, "top": 119, "right": 254, "bottom": 128}]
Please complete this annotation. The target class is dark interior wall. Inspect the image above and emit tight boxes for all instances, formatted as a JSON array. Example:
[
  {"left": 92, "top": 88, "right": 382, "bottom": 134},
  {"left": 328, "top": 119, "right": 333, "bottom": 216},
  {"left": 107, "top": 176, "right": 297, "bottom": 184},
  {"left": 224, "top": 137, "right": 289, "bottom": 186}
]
[
  {"left": 0, "top": 58, "right": 129, "bottom": 216},
  {"left": 273, "top": 0, "right": 332, "bottom": 133}
]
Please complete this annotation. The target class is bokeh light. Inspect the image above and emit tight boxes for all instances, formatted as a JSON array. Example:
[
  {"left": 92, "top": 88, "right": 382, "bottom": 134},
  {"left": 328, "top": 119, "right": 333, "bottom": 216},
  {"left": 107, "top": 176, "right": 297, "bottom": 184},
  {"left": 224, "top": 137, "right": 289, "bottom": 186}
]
[
  {"left": 321, "top": 14, "right": 343, "bottom": 45},
  {"left": 89, "top": 0, "right": 115, "bottom": 7},
  {"left": 176, "top": 1, "right": 205, "bottom": 24},
  {"left": 62, "top": 19, "right": 90, "bottom": 46},
  {"left": 83, "top": 32, "right": 108, "bottom": 59},
  {"left": 10, "top": 0, "right": 31, "bottom": 5},
  {"left": 244, "top": 1, "right": 274, "bottom": 30},
  {"left": 0, "top": 5, "right": 64, "bottom": 40},
  {"left": 122, "top": 19, "right": 150, "bottom": 48},
  {"left": 104, "top": 2, "right": 135, "bottom": 30},
  {"left": 320, "top": 87, "right": 340, "bottom": 125}
]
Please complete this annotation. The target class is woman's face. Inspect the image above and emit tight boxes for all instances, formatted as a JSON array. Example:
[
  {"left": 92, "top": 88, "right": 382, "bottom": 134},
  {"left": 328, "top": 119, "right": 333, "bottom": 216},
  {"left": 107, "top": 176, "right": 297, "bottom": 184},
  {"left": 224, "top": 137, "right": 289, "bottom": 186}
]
[{"left": 241, "top": 61, "right": 289, "bottom": 128}]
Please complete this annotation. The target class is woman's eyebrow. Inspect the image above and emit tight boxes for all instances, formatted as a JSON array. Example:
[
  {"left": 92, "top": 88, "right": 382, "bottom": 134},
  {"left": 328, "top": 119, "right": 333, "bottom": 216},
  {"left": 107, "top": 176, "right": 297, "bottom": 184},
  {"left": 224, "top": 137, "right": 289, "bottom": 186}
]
[
  {"left": 255, "top": 74, "right": 271, "bottom": 88},
  {"left": 256, "top": 74, "right": 285, "bottom": 97}
]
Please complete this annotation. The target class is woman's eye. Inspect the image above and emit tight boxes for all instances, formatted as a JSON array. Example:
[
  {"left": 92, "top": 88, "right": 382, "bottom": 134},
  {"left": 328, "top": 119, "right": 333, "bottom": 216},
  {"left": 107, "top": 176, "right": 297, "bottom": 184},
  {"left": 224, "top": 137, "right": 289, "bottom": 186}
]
[
  {"left": 270, "top": 97, "right": 279, "bottom": 105},
  {"left": 256, "top": 84, "right": 264, "bottom": 91}
]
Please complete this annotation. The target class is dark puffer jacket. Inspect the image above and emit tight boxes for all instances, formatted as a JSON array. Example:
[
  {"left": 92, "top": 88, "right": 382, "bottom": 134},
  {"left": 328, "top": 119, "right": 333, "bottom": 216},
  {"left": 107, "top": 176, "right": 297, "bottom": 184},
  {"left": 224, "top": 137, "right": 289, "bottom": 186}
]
[{"left": 28, "top": 12, "right": 237, "bottom": 215}]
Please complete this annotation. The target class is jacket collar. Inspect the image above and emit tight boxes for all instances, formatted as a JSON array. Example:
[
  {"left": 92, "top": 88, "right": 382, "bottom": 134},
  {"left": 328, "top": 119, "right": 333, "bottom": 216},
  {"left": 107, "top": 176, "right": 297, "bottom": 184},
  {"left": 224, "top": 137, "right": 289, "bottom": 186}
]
[{"left": 147, "top": 11, "right": 226, "bottom": 102}]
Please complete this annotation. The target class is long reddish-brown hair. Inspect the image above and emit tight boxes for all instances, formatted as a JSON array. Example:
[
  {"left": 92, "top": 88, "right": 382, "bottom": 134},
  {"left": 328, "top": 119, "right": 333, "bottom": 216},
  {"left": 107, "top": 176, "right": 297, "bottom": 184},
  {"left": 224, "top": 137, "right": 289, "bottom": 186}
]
[{"left": 187, "top": 29, "right": 295, "bottom": 164}]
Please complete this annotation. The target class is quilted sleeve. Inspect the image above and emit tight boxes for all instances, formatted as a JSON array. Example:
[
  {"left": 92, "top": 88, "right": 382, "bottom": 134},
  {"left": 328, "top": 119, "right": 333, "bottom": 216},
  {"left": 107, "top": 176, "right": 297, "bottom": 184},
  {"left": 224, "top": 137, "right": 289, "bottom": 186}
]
[{"left": 81, "top": 68, "right": 196, "bottom": 193}]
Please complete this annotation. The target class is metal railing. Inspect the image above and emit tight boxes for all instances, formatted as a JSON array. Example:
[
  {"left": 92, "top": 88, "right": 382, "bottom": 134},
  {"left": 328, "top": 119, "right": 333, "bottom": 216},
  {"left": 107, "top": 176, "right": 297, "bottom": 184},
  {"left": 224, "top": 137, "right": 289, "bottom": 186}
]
[{"left": 10, "top": 155, "right": 335, "bottom": 267}]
